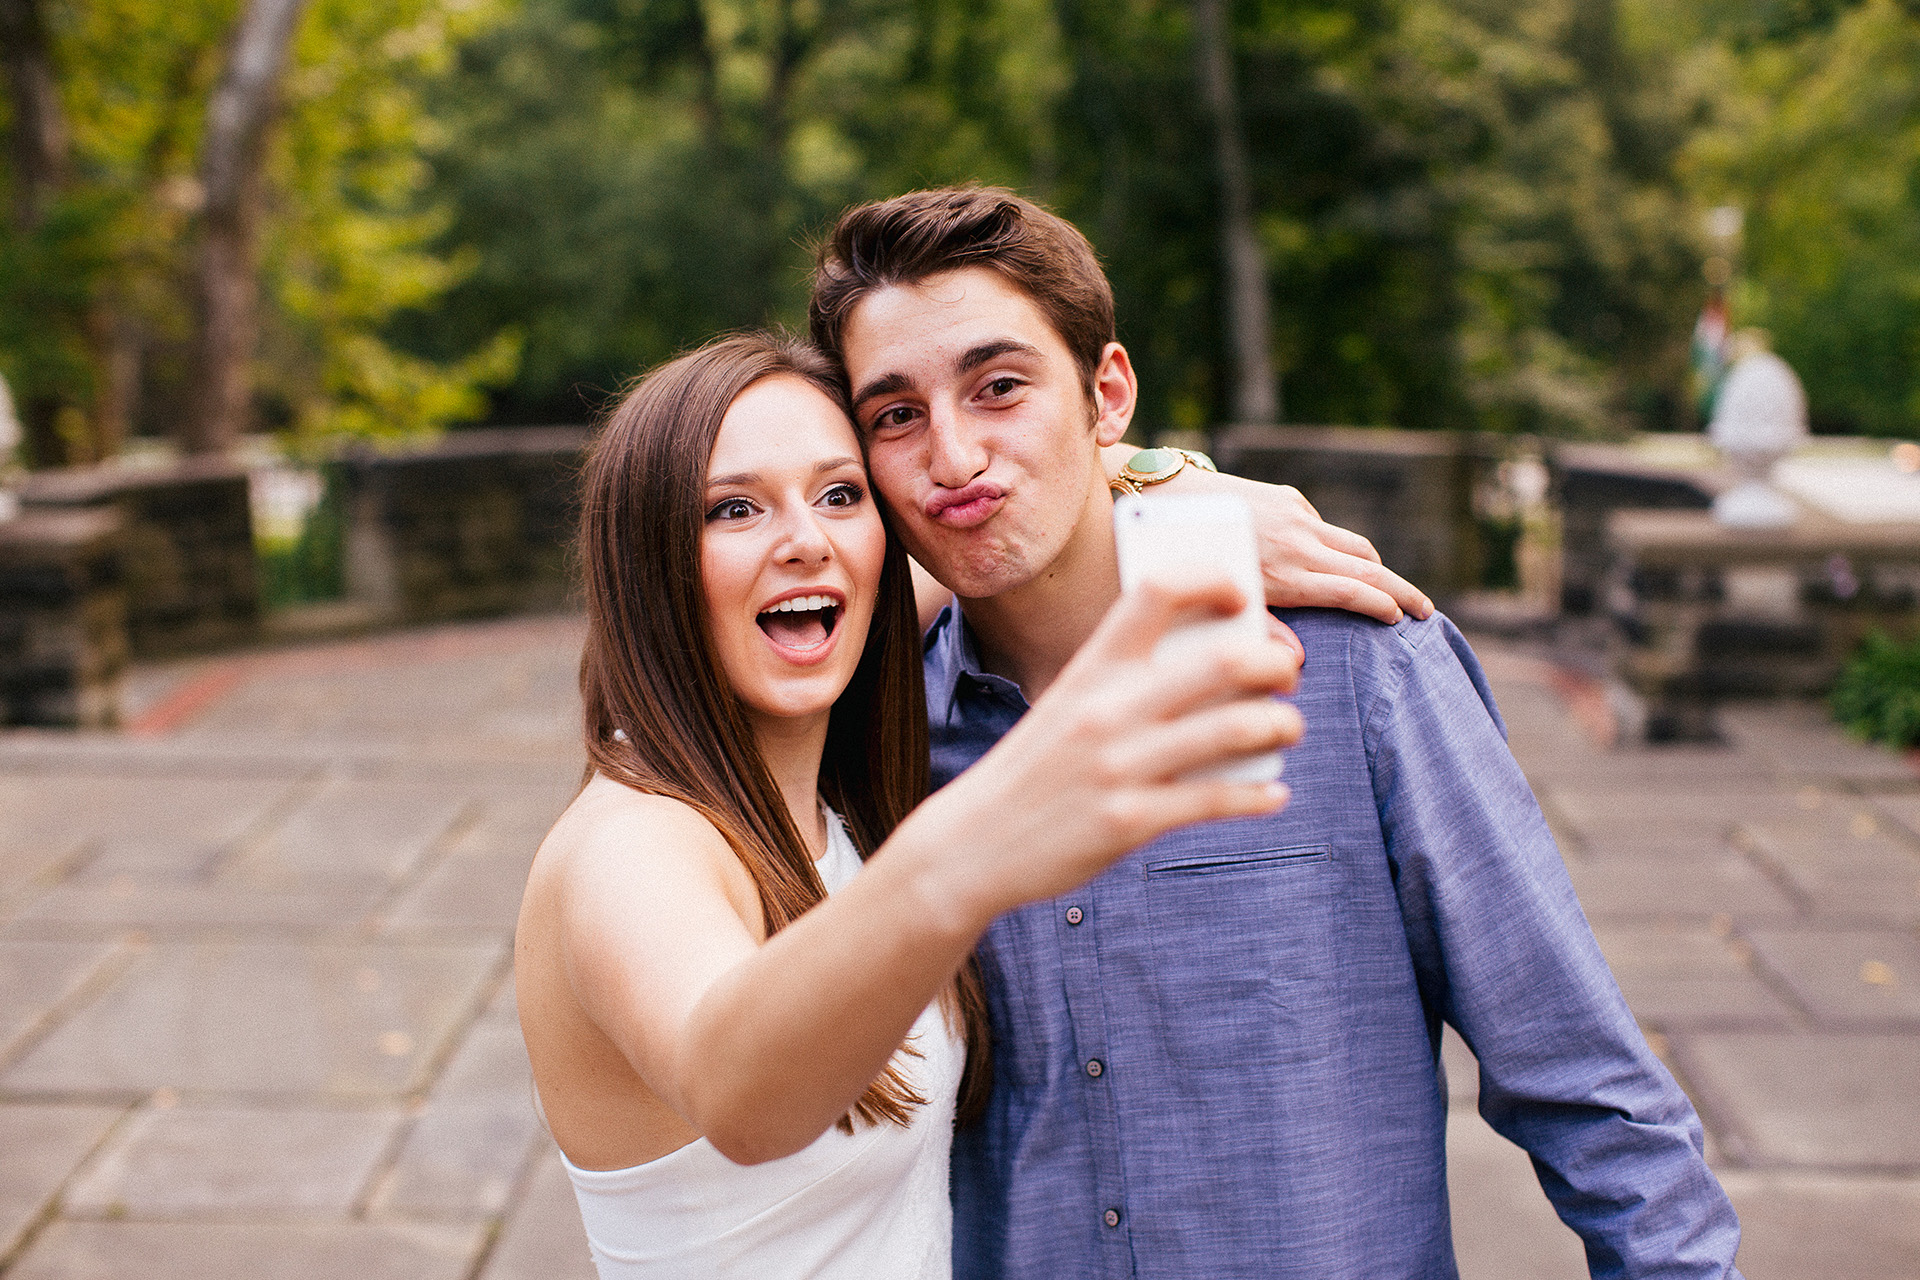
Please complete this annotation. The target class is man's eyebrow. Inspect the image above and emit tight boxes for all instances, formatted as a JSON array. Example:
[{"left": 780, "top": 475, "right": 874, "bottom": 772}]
[
  {"left": 851, "top": 371, "right": 912, "bottom": 408},
  {"left": 956, "top": 339, "right": 1042, "bottom": 374}
]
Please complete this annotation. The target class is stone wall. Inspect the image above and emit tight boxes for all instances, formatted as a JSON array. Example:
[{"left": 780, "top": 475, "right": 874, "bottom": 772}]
[
  {"left": 339, "top": 427, "right": 587, "bottom": 624},
  {"left": 22, "top": 457, "right": 258, "bottom": 657},
  {"left": 0, "top": 509, "right": 126, "bottom": 726}
]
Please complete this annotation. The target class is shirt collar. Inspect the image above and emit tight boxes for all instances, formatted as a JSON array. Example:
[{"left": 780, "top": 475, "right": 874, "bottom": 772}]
[{"left": 922, "top": 598, "right": 1026, "bottom": 723}]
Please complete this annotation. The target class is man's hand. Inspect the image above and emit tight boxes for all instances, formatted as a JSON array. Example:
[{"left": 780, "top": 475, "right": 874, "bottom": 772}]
[{"left": 1101, "top": 444, "right": 1433, "bottom": 626}]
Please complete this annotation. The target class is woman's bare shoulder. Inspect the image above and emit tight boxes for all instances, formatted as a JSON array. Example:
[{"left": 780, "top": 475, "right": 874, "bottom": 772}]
[{"left": 533, "top": 775, "right": 754, "bottom": 911}]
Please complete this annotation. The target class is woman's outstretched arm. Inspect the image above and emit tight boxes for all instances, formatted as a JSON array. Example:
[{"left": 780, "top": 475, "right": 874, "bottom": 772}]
[{"left": 547, "top": 578, "right": 1302, "bottom": 1166}]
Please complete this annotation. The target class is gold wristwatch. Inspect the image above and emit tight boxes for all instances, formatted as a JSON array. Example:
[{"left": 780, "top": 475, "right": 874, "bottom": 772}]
[{"left": 1109, "top": 446, "right": 1218, "bottom": 496}]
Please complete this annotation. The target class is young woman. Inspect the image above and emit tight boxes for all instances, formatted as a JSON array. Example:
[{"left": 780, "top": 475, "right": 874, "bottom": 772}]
[{"left": 514, "top": 332, "right": 1302, "bottom": 1278}]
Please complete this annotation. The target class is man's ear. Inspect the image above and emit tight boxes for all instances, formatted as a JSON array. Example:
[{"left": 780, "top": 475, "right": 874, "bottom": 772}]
[{"left": 1091, "top": 342, "right": 1137, "bottom": 448}]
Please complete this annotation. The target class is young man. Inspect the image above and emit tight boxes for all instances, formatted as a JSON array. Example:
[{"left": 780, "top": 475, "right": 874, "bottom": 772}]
[{"left": 809, "top": 187, "right": 1742, "bottom": 1278}]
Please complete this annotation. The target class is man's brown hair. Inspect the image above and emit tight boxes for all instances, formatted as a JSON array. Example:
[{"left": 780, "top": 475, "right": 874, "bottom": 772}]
[{"left": 809, "top": 186, "right": 1115, "bottom": 389}]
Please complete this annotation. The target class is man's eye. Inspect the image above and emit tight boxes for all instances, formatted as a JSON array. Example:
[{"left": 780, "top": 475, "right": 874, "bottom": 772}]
[
  {"left": 874, "top": 406, "right": 916, "bottom": 431},
  {"left": 821, "top": 483, "right": 864, "bottom": 508},
  {"left": 986, "top": 377, "right": 1020, "bottom": 397},
  {"left": 707, "top": 498, "right": 755, "bottom": 521}
]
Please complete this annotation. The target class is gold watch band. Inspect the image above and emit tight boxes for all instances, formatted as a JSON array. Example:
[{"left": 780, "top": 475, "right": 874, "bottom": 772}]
[{"left": 1109, "top": 446, "right": 1218, "bottom": 496}]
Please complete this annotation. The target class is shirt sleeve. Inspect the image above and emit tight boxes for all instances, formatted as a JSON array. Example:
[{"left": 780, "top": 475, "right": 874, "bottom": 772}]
[{"left": 1362, "top": 618, "right": 1744, "bottom": 1279}]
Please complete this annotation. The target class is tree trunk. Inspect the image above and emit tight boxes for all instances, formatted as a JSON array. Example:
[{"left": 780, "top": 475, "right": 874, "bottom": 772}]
[
  {"left": 1192, "top": 0, "right": 1278, "bottom": 425},
  {"left": 0, "top": 0, "right": 78, "bottom": 467},
  {"left": 182, "top": 0, "right": 309, "bottom": 456},
  {"left": 89, "top": 302, "right": 141, "bottom": 462},
  {"left": 0, "top": 0, "right": 69, "bottom": 232}
]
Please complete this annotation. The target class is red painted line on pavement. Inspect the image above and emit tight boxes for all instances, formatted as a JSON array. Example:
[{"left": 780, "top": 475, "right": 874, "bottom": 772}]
[
  {"left": 114, "top": 614, "right": 585, "bottom": 737},
  {"left": 125, "top": 664, "right": 249, "bottom": 737}
]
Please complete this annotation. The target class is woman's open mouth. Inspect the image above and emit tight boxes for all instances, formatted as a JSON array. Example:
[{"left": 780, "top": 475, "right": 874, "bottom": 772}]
[{"left": 756, "top": 594, "right": 843, "bottom": 654}]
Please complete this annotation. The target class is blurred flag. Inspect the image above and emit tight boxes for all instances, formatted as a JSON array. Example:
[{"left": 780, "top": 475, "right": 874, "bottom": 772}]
[{"left": 1692, "top": 292, "right": 1730, "bottom": 420}]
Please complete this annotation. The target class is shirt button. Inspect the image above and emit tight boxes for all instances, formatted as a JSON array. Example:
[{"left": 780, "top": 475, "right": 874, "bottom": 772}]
[
  {"left": 1065, "top": 905, "right": 1084, "bottom": 925},
  {"left": 1103, "top": 1208, "right": 1121, "bottom": 1228},
  {"left": 1085, "top": 1058, "right": 1104, "bottom": 1078}
]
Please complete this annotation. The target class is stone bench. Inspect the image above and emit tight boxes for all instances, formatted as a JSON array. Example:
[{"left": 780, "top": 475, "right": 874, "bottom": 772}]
[{"left": 1606, "top": 509, "right": 1920, "bottom": 741}]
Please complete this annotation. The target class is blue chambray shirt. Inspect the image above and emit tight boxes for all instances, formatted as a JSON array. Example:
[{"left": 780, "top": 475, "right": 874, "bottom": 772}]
[{"left": 926, "top": 604, "right": 1743, "bottom": 1279}]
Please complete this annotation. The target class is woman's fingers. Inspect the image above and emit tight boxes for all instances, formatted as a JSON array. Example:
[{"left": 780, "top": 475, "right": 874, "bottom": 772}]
[
  {"left": 1266, "top": 613, "right": 1305, "bottom": 662},
  {"left": 1267, "top": 550, "right": 1433, "bottom": 623},
  {"left": 1119, "top": 632, "right": 1301, "bottom": 724},
  {"left": 1100, "top": 695, "right": 1304, "bottom": 782},
  {"left": 1103, "top": 778, "right": 1293, "bottom": 846},
  {"left": 1250, "top": 504, "right": 1434, "bottom": 621},
  {"left": 1286, "top": 571, "right": 1405, "bottom": 625},
  {"left": 1332, "top": 553, "right": 1431, "bottom": 619},
  {"left": 1307, "top": 519, "right": 1382, "bottom": 564},
  {"left": 1077, "top": 577, "right": 1250, "bottom": 666}
]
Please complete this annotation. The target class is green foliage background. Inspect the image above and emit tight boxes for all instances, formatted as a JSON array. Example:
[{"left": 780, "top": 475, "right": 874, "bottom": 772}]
[
  {"left": 413, "top": 0, "right": 1713, "bottom": 436},
  {"left": 5, "top": 0, "right": 1920, "bottom": 451},
  {"left": 1832, "top": 629, "right": 1920, "bottom": 747}
]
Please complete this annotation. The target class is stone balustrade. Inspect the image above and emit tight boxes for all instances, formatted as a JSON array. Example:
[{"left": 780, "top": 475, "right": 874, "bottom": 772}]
[
  {"left": 338, "top": 426, "right": 586, "bottom": 624},
  {"left": 21, "top": 456, "right": 259, "bottom": 657},
  {"left": 0, "top": 507, "right": 126, "bottom": 726},
  {"left": 1606, "top": 509, "right": 1920, "bottom": 741},
  {"left": 1554, "top": 441, "right": 1725, "bottom": 615}
]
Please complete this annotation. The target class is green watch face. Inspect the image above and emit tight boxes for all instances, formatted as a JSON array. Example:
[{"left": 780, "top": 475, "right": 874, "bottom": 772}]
[{"left": 1126, "top": 447, "right": 1181, "bottom": 479}]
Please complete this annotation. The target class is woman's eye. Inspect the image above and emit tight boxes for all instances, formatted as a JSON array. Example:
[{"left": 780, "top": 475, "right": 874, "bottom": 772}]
[
  {"left": 821, "top": 483, "right": 864, "bottom": 508},
  {"left": 986, "top": 377, "right": 1020, "bottom": 398},
  {"left": 707, "top": 498, "right": 755, "bottom": 522}
]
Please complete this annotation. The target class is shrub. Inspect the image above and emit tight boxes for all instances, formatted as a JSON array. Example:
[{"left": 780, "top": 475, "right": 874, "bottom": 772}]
[{"left": 1831, "top": 631, "right": 1920, "bottom": 747}]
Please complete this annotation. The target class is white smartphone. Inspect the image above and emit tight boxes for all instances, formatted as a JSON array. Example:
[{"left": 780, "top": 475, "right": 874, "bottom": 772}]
[{"left": 1112, "top": 492, "right": 1284, "bottom": 784}]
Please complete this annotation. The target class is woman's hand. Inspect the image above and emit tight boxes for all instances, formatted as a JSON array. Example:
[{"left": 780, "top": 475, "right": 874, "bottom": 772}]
[
  {"left": 1099, "top": 443, "right": 1432, "bottom": 625},
  {"left": 1222, "top": 471, "right": 1432, "bottom": 623},
  {"left": 898, "top": 576, "right": 1303, "bottom": 933}
]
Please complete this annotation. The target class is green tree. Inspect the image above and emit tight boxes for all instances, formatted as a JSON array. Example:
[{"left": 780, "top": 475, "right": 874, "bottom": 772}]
[
  {"left": 412, "top": 0, "right": 1712, "bottom": 439},
  {"left": 260, "top": 0, "right": 520, "bottom": 449},
  {"left": 417, "top": 0, "right": 1061, "bottom": 422},
  {"left": 1411, "top": 0, "right": 1704, "bottom": 435},
  {"left": 1043, "top": 0, "right": 1701, "bottom": 436},
  {"left": 0, "top": 0, "right": 518, "bottom": 466},
  {"left": 1685, "top": 0, "right": 1920, "bottom": 436}
]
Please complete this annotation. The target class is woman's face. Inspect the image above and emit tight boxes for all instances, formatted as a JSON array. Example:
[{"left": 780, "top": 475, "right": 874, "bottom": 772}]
[{"left": 701, "top": 375, "right": 888, "bottom": 731}]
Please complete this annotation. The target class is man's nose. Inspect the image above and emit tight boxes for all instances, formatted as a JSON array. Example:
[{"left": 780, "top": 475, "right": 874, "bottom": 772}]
[{"left": 926, "top": 402, "right": 988, "bottom": 489}]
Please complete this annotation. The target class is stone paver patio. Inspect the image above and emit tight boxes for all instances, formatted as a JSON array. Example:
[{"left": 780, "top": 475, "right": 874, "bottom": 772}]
[{"left": 1, "top": 612, "right": 1916, "bottom": 1278}]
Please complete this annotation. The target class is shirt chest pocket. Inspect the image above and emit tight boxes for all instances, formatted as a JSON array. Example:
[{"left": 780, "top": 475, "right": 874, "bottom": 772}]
[{"left": 1143, "top": 844, "right": 1335, "bottom": 1069}]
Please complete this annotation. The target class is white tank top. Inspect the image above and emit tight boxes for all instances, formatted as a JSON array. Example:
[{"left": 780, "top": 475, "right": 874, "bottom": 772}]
[{"left": 561, "top": 808, "right": 965, "bottom": 1279}]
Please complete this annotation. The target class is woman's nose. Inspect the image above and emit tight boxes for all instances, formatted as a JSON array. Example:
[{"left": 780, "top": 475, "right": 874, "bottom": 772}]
[{"left": 774, "top": 505, "right": 832, "bottom": 563}]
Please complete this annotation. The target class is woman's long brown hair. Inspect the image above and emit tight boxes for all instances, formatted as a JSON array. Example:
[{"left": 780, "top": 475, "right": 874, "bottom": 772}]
[{"left": 577, "top": 331, "right": 990, "bottom": 1130}]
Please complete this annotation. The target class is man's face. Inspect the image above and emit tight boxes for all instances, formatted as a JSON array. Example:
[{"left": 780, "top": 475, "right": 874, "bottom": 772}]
[{"left": 840, "top": 268, "right": 1131, "bottom": 600}]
